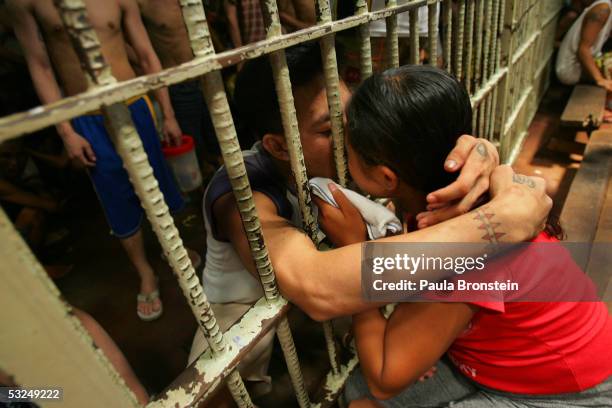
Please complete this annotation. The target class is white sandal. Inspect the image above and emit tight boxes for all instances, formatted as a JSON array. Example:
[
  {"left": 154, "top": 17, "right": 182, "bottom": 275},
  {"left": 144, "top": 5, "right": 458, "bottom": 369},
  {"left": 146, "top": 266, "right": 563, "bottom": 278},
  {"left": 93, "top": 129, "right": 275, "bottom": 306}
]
[{"left": 137, "top": 289, "right": 163, "bottom": 321}]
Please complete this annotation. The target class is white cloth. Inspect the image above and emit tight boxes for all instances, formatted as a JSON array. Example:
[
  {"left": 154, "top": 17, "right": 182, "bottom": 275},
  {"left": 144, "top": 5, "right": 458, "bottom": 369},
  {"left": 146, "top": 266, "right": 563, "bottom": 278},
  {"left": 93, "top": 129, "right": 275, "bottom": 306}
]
[
  {"left": 369, "top": 0, "right": 439, "bottom": 38},
  {"left": 556, "top": 0, "right": 612, "bottom": 85},
  {"left": 308, "top": 177, "right": 402, "bottom": 240}
]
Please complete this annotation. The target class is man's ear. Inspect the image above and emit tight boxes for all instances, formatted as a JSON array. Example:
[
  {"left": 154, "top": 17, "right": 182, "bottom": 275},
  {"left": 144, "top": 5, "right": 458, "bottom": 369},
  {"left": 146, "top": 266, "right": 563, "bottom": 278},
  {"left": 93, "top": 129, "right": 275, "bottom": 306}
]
[{"left": 262, "top": 133, "right": 289, "bottom": 161}]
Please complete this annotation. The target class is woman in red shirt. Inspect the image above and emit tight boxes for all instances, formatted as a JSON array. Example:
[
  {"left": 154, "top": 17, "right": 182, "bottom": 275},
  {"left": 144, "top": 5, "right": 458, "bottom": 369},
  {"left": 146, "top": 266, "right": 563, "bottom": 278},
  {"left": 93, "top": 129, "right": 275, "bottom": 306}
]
[{"left": 318, "top": 65, "right": 612, "bottom": 407}]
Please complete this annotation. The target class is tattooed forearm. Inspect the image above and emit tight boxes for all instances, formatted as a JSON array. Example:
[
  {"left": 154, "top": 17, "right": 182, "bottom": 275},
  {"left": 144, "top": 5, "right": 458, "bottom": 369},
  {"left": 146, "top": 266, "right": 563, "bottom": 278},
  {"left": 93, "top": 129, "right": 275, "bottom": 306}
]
[
  {"left": 512, "top": 173, "right": 536, "bottom": 188},
  {"left": 474, "top": 208, "right": 505, "bottom": 245}
]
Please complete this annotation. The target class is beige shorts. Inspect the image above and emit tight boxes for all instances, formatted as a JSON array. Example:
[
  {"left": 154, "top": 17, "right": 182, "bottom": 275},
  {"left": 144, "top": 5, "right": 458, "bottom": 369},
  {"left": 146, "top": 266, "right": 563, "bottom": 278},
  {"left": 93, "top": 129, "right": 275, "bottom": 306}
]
[{"left": 187, "top": 302, "right": 275, "bottom": 384}]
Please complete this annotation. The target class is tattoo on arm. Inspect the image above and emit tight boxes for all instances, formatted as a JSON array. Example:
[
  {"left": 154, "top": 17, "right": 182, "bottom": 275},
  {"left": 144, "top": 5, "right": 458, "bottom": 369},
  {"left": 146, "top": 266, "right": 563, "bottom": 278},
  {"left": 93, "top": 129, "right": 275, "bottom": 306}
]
[
  {"left": 474, "top": 208, "right": 505, "bottom": 245},
  {"left": 512, "top": 173, "right": 536, "bottom": 188},
  {"left": 586, "top": 8, "right": 610, "bottom": 24}
]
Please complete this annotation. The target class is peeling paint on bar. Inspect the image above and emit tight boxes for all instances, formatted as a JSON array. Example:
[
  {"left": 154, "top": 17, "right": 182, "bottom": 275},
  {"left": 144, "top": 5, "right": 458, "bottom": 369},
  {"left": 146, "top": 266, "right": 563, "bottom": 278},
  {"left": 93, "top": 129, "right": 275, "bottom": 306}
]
[
  {"left": 150, "top": 298, "right": 289, "bottom": 407},
  {"left": 317, "top": 0, "right": 348, "bottom": 186}
]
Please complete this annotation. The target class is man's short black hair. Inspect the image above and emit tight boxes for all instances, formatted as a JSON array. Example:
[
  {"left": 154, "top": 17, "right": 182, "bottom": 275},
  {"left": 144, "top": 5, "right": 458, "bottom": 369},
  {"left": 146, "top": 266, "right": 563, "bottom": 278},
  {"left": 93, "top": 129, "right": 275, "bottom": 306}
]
[{"left": 234, "top": 41, "right": 324, "bottom": 139}]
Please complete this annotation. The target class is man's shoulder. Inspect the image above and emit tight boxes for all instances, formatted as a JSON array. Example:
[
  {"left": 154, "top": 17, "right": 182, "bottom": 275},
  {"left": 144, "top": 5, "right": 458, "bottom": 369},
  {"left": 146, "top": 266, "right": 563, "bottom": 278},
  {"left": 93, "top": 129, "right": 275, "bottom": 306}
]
[{"left": 204, "top": 144, "right": 292, "bottom": 223}]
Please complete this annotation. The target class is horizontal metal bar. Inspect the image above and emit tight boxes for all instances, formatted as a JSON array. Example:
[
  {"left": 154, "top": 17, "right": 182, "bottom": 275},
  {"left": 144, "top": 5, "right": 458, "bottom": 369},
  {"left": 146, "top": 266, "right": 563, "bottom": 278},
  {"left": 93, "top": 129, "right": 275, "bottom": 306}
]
[
  {"left": 470, "top": 67, "right": 507, "bottom": 108},
  {"left": 0, "top": 0, "right": 436, "bottom": 142},
  {"left": 504, "top": 129, "right": 529, "bottom": 165},
  {"left": 543, "top": 4, "right": 564, "bottom": 27},
  {"left": 511, "top": 29, "right": 539, "bottom": 65},
  {"left": 148, "top": 297, "right": 289, "bottom": 408},
  {"left": 311, "top": 355, "right": 360, "bottom": 408}
]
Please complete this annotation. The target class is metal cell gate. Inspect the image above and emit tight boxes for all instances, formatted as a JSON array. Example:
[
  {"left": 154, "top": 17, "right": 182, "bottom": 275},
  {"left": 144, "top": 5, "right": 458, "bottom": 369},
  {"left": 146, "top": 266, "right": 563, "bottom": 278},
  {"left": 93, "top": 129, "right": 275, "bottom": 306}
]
[{"left": 0, "top": 0, "right": 563, "bottom": 407}]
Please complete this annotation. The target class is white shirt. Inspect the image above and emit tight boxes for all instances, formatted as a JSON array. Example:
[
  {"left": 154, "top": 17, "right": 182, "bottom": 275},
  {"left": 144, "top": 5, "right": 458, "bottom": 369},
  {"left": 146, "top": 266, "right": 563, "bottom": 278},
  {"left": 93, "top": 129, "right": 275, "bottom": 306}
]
[{"left": 556, "top": 0, "right": 612, "bottom": 85}]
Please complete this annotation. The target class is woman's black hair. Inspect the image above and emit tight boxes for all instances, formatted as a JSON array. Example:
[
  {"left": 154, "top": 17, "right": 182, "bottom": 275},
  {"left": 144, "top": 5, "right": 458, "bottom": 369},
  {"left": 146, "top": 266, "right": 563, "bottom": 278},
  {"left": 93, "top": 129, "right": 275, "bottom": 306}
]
[
  {"left": 347, "top": 65, "right": 565, "bottom": 240},
  {"left": 347, "top": 65, "right": 472, "bottom": 193}
]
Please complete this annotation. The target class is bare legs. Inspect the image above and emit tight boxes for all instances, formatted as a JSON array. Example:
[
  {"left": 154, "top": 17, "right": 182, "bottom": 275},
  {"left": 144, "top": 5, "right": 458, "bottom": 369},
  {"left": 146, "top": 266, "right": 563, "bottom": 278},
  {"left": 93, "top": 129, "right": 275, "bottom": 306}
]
[
  {"left": 119, "top": 229, "right": 161, "bottom": 319},
  {"left": 73, "top": 307, "right": 149, "bottom": 405}
]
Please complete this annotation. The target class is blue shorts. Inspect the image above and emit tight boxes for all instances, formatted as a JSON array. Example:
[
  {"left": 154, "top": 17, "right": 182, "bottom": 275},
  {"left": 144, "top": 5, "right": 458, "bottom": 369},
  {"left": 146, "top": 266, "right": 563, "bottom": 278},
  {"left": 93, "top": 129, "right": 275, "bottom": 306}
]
[{"left": 72, "top": 97, "right": 184, "bottom": 238}]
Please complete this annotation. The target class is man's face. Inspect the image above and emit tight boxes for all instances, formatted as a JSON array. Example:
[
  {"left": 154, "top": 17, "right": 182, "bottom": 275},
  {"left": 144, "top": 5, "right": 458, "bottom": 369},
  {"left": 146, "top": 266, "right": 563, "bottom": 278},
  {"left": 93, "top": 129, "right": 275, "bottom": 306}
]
[{"left": 292, "top": 76, "right": 352, "bottom": 179}]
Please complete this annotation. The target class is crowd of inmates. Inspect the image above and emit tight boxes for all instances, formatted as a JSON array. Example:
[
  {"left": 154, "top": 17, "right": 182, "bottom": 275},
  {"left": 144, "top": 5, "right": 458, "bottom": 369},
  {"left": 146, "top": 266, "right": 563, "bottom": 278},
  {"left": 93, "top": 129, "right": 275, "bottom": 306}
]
[{"left": 1, "top": 1, "right": 611, "bottom": 407}]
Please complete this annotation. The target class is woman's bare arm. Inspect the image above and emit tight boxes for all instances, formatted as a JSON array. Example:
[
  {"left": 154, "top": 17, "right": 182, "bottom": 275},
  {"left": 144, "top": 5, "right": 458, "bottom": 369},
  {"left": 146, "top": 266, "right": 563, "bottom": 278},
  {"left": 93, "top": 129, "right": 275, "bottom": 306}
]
[{"left": 353, "top": 303, "right": 475, "bottom": 400}]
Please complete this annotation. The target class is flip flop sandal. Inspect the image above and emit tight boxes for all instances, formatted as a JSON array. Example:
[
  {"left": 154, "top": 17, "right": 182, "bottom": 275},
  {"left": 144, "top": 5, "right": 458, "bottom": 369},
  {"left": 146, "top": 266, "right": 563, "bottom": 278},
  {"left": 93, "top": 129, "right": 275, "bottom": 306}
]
[{"left": 137, "top": 289, "right": 163, "bottom": 321}]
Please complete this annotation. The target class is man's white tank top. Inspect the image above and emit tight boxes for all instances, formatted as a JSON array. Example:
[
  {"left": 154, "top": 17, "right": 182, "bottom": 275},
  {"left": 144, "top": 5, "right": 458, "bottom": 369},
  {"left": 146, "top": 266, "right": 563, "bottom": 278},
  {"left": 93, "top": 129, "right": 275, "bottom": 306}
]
[
  {"left": 556, "top": 0, "right": 612, "bottom": 85},
  {"left": 201, "top": 143, "right": 302, "bottom": 304}
]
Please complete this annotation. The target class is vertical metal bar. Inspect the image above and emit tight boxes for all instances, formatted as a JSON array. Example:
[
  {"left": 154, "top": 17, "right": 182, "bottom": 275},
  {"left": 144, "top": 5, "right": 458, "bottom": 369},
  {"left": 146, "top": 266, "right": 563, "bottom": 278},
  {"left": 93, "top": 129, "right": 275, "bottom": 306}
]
[
  {"left": 276, "top": 319, "right": 312, "bottom": 406},
  {"left": 478, "top": 0, "right": 492, "bottom": 139},
  {"left": 261, "top": 0, "right": 335, "bottom": 402},
  {"left": 488, "top": 0, "right": 504, "bottom": 142},
  {"left": 409, "top": 7, "right": 420, "bottom": 64},
  {"left": 496, "top": 0, "right": 515, "bottom": 160},
  {"left": 316, "top": 0, "right": 348, "bottom": 186},
  {"left": 485, "top": 0, "right": 501, "bottom": 139},
  {"left": 453, "top": 0, "right": 466, "bottom": 81},
  {"left": 178, "top": 2, "right": 280, "bottom": 301},
  {"left": 443, "top": 0, "right": 452, "bottom": 72},
  {"left": 314, "top": 0, "right": 347, "bottom": 378},
  {"left": 55, "top": 1, "right": 256, "bottom": 407},
  {"left": 385, "top": 0, "right": 400, "bottom": 68},
  {"left": 464, "top": 0, "right": 475, "bottom": 92},
  {"left": 0, "top": 206, "right": 140, "bottom": 407},
  {"left": 427, "top": 0, "right": 439, "bottom": 66},
  {"left": 480, "top": 0, "right": 493, "bottom": 87},
  {"left": 472, "top": 0, "right": 484, "bottom": 94},
  {"left": 356, "top": 0, "right": 373, "bottom": 81},
  {"left": 180, "top": 1, "right": 312, "bottom": 407}
]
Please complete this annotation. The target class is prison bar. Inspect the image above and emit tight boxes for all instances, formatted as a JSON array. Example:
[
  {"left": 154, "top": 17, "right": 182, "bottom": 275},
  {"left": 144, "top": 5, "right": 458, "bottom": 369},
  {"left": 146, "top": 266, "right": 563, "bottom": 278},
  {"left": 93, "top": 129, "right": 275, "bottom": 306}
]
[
  {"left": 464, "top": 0, "right": 475, "bottom": 93},
  {"left": 316, "top": 0, "right": 348, "bottom": 186},
  {"left": 427, "top": 0, "right": 439, "bottom": 66},
  {"left": 263, "top": 0, "right": 352, "bottom": 402},
  {"left": 0, "top": 1, "right": 566, "bottom": 407},
  {"left": 385, "top": 0, "right": 400, "bottom": 69},
  {"left": 453, "top": 0, "right": 466, "bottom": 81},
  {"left": 442, "top": 0, "right": 452, "bottom": 72},
  {"left": 356, "top": 0, "right": 373, "bottom": 80}
]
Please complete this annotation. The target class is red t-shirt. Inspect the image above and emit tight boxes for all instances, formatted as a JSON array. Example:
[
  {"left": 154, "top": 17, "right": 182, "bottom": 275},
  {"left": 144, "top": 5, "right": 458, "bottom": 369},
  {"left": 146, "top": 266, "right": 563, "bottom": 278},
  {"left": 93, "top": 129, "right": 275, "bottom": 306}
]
[{"left": 447, "top": 233, "right": 612, "bottom": 394}]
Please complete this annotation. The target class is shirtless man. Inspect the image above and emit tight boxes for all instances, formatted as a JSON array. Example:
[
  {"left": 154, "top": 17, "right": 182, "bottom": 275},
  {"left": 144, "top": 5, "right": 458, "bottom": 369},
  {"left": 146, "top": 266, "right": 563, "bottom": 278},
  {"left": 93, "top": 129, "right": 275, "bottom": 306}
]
[
  {"left": 8, "top": 0, "right": 190, "bottom": 321},
  {"left": 136, "top": 0, "right": 219, "bottom": 165}
]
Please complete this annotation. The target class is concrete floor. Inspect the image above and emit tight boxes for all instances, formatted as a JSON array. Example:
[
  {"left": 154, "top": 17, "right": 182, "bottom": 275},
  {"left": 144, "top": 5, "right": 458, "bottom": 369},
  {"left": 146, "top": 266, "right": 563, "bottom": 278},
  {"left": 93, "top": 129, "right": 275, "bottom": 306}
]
[{"left": 49, "top": 82, "right": 591, "bottom": 407}]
